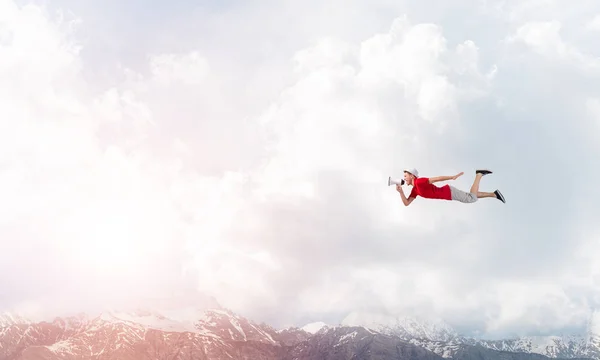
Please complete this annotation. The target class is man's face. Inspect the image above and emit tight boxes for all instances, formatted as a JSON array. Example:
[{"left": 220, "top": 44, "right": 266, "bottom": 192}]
[{"left": 403, "top": 171, "right": 414, "bottom": 185}]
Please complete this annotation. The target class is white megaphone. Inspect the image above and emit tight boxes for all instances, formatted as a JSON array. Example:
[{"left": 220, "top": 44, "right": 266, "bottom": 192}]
[{"left": 388, "top": 176, "right": 405, "bottom": 186}]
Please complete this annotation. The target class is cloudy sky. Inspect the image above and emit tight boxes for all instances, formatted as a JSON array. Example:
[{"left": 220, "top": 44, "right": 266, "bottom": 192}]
[{"left": 2, "top": 0, "right": 600, "bottom": 340}]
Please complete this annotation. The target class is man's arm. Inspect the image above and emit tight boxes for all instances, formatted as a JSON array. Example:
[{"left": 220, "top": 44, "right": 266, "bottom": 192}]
[
  {"left": 397, "top": 185, "right": 415, "bottom": 206},
  {"left": 429, "top": 172, "right": 464, "bottom": 184}
]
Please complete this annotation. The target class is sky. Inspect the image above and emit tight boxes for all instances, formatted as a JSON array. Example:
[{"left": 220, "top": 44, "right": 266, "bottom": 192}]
[{"left": 1, "top": 0, "right": 600, "bottom": 340}]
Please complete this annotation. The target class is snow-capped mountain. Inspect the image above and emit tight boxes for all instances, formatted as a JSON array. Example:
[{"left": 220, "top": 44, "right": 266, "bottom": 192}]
[
  {"left": 337, "top": 310, "right": 600, "bottom": 360},
  {"left": 0, "top": 302, "right": 598, "bottom": 360},
  {"left": 0, "top": 306, "right": 282, "bottom": 360}
]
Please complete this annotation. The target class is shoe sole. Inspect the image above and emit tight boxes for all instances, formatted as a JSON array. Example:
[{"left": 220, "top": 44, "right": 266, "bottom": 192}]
[
  {"left": 495, "top": 190, "right": 505, "bottom": 203},
  {"left": 476, "top": 169, "right": 493, "bottom": 176}
]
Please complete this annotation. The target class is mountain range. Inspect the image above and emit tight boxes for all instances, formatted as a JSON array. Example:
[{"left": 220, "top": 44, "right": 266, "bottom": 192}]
[{"left": 0, "top": 297, "right": 598, "bottom": 360}]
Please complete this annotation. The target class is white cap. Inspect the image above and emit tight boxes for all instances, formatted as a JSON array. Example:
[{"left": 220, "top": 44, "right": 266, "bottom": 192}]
[{"left": 404, "top": 168, "right": 419, "bottom": 177}]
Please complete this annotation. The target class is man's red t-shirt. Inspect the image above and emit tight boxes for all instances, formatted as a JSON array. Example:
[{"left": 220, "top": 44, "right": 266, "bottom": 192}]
[{"left": 408, "top": 177, "right": 452, "bottom": 200}]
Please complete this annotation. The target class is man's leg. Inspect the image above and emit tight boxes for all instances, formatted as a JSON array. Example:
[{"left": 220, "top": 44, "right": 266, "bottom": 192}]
[
  {"left": 470, "top": 169, "right": 505, "bottom": 203},
  {"left": 474, "top": 190, "right": 505, "bottom": 202},
  {"left": 470, "top": 169, "right": 492, "bottom": 193},
  {"left": 450, "top": 186, "right": 505, "bottom": 203}
]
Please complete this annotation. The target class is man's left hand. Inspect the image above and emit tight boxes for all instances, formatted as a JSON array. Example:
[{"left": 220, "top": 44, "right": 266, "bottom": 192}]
[{"left": 452, "top": 172, "right": 464, "bottom": 180}]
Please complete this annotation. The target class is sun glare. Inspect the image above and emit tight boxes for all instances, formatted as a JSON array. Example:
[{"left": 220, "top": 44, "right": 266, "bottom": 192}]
[
  {"left": 60, "top": 200, "right": 149, "bottom": 277},
  {"left": 85, "top": 214, "right": 136, "bottom": 270}
]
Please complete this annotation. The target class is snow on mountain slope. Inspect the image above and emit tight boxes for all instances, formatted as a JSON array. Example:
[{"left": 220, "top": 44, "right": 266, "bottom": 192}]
[
  {"left": 0, "top": 312, "right": 30, "bottom": 327},
  {"left": 288, "top": 325, "right": 444, "bottom": 360},
  {"left": 301, "top": 321, "right": 328, "bottom": 334},
  {"left": 90, "top": 307, "right": 278, "bottom": 345},
  {"left": 471, "top": 335, "right": 588, "bottom": 357},
  {"left": 101, "top": 310, "right": 200, "bottom": 333},
  {"left": 193, "top": 308, "right": 278, "bottom": 345},
  {"left": 587, "top": 310, "right": 600, "bottom": 353},
  {"left": 341, "top": 311, "right": 458, "bottom": 342},
  {"left": 404, "top": 336, "right": 463, "bottom": 358},
  {"left": 51, "top": 313, "right": 89, "bottom": 332}
]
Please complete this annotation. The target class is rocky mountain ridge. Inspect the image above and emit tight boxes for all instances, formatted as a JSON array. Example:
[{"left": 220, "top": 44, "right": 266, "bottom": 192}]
[
  {"left": 0, "top": 305, "right": 597, "bottom": 360},
  {"left": 337, "top": 310, "right": 600, "bottom": 360}
]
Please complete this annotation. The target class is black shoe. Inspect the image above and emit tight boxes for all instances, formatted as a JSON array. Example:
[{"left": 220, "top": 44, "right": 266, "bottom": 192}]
[
  {"left": 494, "top": 190, "right": 505, "bottom": 203},
  {"left": 476, "top": 169, "right": 493, "bottom": 176}
]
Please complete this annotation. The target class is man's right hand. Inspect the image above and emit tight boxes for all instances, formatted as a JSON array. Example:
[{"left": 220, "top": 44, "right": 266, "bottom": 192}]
[{"left": 396, "top": 184, "right": 414, "bottom": 206}]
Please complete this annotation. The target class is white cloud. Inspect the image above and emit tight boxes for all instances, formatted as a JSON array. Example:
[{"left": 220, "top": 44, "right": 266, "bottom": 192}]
[
  {"left": 482, "top": 280, "right": 590, "bottom": 336},
  {"left": 587, "top": 15, "right": 600, "bottom": 31},
  {"left": 2, "top": 0, "right": 600, "bottom": 340},
  {"left": 149, "top": 51, "right": 209, "bottom": 85},
  {"left": 0, "top": 1, "right": 231, "bottom": 318},
  {"left": 507, "top": 20, "right": 600, "bottom": 73}
]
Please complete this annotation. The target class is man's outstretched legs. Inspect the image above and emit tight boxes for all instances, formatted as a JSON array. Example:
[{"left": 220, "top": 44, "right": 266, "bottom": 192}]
[
  {"left": 471, "top": 169, "right": 505, "bottom": 203},
  {"left": 451, "top": 169, "right": 505, "bottom": 203}
]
